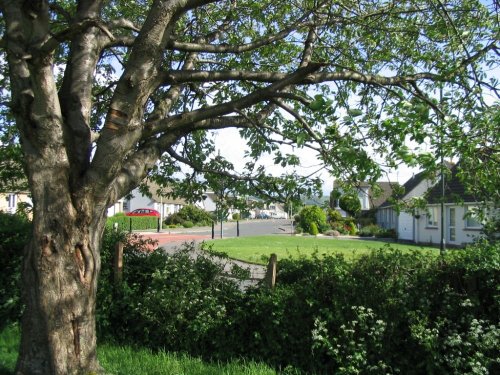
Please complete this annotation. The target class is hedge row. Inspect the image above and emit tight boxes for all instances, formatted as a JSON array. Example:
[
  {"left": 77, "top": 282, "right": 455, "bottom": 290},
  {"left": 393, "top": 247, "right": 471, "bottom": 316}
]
[
  {"left": 96, "top": 234, "right": 499, "bottom": 374},
  {"left": 0, "top": 213, "right": 31, "bottom": 329},
  {"left": 106, "top": 215, "right": 159, "bottom": 231},
  {"left": 2, "top": 211, "right": 498, "bottom": 374}
]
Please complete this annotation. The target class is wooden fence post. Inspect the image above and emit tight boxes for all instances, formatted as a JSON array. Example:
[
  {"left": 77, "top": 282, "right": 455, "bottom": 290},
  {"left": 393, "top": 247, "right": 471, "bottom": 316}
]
[
  {"left": 264, "top": 253, "right": 277, "bottom": 289},
  {"left": 114, "top": 241, "right": 124, "bottom": 286}
]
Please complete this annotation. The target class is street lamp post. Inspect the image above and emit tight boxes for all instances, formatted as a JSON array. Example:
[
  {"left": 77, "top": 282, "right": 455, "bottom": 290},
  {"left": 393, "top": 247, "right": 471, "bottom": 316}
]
[
  {"left": 158, "top": 188, "right": 163, "bottom": 233},
  {"left": 439, "top": 88, "right": 446, "bottom": 256},
  {"left": 219, "top": 188, "right": 224, "bottom": 239}
]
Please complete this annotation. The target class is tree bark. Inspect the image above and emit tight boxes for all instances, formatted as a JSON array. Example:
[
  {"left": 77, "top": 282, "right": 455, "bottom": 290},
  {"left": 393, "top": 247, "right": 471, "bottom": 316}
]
[{"left": 15, "top": 202, "right": 105, "bottom": 375}]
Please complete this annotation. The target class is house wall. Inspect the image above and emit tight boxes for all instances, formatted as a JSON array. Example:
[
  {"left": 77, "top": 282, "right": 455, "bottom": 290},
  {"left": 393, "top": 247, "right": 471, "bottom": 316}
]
[
  {"left": 406, "top": 178, "right": 435, "bottom": 199},
  {"left": 357, "top": 187, "right": 370, "bottom": 210},
  {"left": 376, "top": 177, "right": 436, "bottom": 238},
  {"left": 127, "top": 189, "right": 156, "bottom": 211},
  {"left": 376, "top": 207, "right": 396, "bottom": 229},
  {"left": 124, "top": 188, "right": 184, "bottom": 218},
  {"left": 107, "top": 199, "right": 124, "bottom": 217},
  {"left": 201, "top": 196, "right": 217, "bottom": 212},
  {"left": 398, "top": 212, "right": 414, "bottom": 241},
  {"left": 0, "top": 192, "right": 32, "bottom": 215},
  {"left": 416, "top": 204, "right": 483, "bottom": 246}
]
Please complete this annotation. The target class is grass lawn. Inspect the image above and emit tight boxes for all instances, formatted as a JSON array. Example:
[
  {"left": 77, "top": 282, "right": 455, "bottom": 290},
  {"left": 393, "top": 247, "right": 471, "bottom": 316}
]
[
  {"left": 0, "top": 325, "right": 277, "bottom": 375},
  {"left": 204, "top": 235, "right": 438, "bottom": 264}
]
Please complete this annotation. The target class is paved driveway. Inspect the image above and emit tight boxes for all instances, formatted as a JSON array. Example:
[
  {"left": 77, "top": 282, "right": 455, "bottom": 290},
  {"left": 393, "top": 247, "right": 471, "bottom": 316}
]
[{"left": 137, "top": 219, "right": 290, "bottom": 288}]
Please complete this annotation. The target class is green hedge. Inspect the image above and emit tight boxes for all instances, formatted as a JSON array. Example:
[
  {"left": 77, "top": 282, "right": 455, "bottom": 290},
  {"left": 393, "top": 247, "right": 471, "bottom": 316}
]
[
  {"left": 2, "top": 215, "right": 498, "bottom": 374},
  {"left": 97, "top": 237, "right": 499, "bottom": 374},
  {"left": 106, "top": 215, "right": 159, "bottom": 231},
  {"left": 0, "top": 212, "right": 31, "bottom": 329}
]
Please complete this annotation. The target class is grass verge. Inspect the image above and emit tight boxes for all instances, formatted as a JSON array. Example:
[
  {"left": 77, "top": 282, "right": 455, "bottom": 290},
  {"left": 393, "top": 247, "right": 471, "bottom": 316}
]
[
  {"left": 0, "top": 325, "right": 278, "bottom": 375},
  {"left": 204, "top": 235, "right": 438, "bottom": 264}
]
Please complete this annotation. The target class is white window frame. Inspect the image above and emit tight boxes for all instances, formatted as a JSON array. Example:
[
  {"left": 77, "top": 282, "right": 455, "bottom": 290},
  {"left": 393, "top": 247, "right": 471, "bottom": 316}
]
[
  {"left": 427, "top": 207, "right": 438, "bottom": 227},
  {"left": 464, "top": 206, "right": 482, "bottom": 229},
  {"left": 8, "top": 193, "right": 17, "bottom": 208}
]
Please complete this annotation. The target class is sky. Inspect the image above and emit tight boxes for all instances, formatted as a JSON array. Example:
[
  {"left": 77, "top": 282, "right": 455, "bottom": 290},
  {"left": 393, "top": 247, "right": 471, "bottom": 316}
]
[{"left": 211, "top": 128, "right": 421, "bottom": 196}]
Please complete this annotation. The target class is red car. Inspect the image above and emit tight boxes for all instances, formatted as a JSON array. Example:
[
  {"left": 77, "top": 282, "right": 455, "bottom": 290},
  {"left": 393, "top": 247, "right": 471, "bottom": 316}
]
[{"left": 125, "top": 208, "right": 160, "bottom": 217}]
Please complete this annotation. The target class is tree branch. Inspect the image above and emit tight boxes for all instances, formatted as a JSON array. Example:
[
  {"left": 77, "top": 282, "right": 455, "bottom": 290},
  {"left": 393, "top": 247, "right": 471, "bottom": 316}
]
[
  {"left": 300, "top": 26, "right": 318, "bottom": 67},
  {"left": 162, "top": 68, "right": 446, "bottom": 86},
  {"left": 167, "top": 19, "right": 312, "bottom": 54},
  {"left": 165, "top": 145, "right": 256, "bottom": 182},
  {"left": 147, "top": 63, "right": 326, "bottom": 136}
]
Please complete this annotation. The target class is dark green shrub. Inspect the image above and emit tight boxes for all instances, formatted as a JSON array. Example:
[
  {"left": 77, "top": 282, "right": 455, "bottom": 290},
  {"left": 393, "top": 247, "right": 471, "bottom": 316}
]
[
  {"left": 165, "top": 205, "right": 213, "bottom": 227},
  {"left": 309, "top": 222, "right": 319, "bottom": 235},
  {"left": 358, "top": 224, "right": 381, "bottom": 237},
  {"left": 218, "top": 244, "right": 499, "bottom": 374},
  {"left": 327, "top": 208, "right": 343, "bottom": 222},
  {"left": 0, "top": 212, "right": 31, "bottom": 328},
  {"left": 96, "top": 232, "right": 499, "bottom": 375},
  {"left": 339, "top": 193, "right": 361, "bottom": 217},
  {"left": 298, "top": 206, "right": 327, "bottom": 234},
  {"left": 375, "top": 228, "right": 397, "bottom": 238},
  {"left": 164, "top": 212, "right": 184, "bottom": 225},
  {"left": 182, "top": 220, "right": 194, "bottom": 228},
  {"left": 342, "top": 217, "right": 358, "bottom": 235},
  {"left": 96, "top": 233, "right": 246, "bottom": 356},
  {"left": 330, "top": 221, "right": 348, "bottom": 234}
]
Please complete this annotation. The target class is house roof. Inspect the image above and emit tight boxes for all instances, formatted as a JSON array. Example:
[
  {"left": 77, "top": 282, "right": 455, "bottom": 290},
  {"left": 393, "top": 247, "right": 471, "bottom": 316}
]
[
  {"left": 426, "top": 165, "right": 477, "bottom": 204},
  {"left": 147, "top": 182, "right": 188, "bottom": 205},
  {"left": 379, "top": 171, "right": 430, "bottom": 208},
  {"left": 332, "top": 180, "right": 397, "bottom": 210},
  {"left": 369, "top": 181, "right": 397, "bottom": 209}
]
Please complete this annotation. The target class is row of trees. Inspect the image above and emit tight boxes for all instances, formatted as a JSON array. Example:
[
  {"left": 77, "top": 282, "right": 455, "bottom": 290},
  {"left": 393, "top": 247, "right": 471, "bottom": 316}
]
[{"left": 1, "top": 0, "right": 498, "bottom": 373}]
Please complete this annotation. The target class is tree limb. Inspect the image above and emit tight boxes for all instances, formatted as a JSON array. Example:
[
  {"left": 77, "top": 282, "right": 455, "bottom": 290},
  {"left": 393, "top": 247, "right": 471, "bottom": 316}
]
[
  {"left": 162, "top": 68, "right": 446, "bottom": 86},
  {"left": 167, "top": 19, "right": 313, "bottom": 54},
  {"left": 148, "top": 63, "right": 326, "bottom": 136}
]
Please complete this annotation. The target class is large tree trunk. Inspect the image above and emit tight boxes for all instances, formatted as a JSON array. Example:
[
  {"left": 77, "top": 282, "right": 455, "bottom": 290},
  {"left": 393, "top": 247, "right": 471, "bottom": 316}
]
[{"left": 15, "top": 178, "right": 106, "bottom": 374}]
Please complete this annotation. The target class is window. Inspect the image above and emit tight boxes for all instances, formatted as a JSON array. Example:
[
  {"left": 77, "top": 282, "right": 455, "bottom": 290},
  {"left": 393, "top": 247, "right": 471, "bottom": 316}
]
[
  {"left": 7, "top": 194, "right": 16, "bottom": 208},
  {"left": 427, "top": 207, "right": 438, "bottom": 227},
  {"left": 464, "top": 206, "right": 482, "bottom": 229},
  {"left": 449, "top": 207, "right": 456, "bottom": 242}
]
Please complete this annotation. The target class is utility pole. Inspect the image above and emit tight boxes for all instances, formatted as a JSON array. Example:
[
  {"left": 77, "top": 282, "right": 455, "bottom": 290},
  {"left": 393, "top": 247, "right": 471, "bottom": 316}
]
[{"left": 439, "top": 87, "right": 446, "bottom": 256}]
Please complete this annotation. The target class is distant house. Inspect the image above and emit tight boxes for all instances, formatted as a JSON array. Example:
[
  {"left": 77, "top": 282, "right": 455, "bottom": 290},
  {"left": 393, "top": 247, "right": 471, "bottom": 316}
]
[
  {"left": 108, "top": 182, "right": 188, "bottom": 218},
  {"left": 377, "top": 171, "right": 436, "bottom": 241},
  {"left": 331, "top": 180, "right": 395, "bottom": 217},
  {"left": 0, "top": 190, "right": 32, "bottom": 215},
  {"left": 378, "top": 165, "right": 487, "bottom": 246},
  {"left": 201, "top": 193, "right": 283, "bottom": 219},
  {"left": 255, "top": 202, "right": 288, "bottom": 219},
  {"left": 417, "top": 166, "right": 485, "bottom": 246}
]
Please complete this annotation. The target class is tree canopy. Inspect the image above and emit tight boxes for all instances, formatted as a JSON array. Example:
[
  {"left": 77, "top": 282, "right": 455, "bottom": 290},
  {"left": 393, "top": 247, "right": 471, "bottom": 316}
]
[{"left": 1, "top": 0, "right": 498, "bottom": 204}]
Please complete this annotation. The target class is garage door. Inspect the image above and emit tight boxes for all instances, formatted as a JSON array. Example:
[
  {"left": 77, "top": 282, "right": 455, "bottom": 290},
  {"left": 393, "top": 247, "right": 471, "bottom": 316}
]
[{"left": 398, "top": 213, "right": 414, "bottom": 241}]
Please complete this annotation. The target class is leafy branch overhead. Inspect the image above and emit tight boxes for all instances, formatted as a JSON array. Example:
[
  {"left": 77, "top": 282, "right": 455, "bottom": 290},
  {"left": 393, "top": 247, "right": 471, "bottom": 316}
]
[{"left": 1, "top": 0, "right": 498, "bottom": 204}]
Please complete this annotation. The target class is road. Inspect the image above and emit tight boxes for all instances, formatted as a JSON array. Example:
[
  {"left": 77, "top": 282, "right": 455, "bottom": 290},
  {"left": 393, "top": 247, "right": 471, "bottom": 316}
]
[{"left": 139, "top": 219, "right": 294, "bottom": 250}]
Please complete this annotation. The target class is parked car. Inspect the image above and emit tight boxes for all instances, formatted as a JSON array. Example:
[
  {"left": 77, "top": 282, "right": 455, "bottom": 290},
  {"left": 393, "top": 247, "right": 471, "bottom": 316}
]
[{"left": 126, "top": 208, "right": 160, "bottom": 217}]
